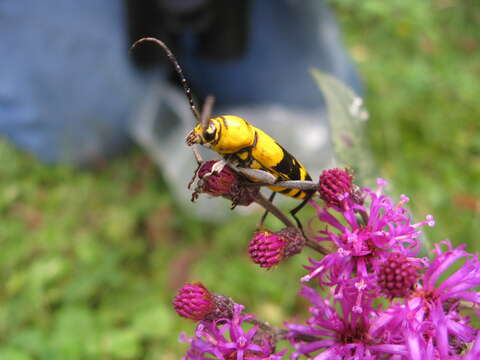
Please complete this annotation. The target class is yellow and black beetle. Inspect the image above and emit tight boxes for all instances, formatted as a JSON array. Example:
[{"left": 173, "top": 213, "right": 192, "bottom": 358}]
[
  {"left": 131, "top": 38, "right": 315, "bottom": 226},
  {"left": 185, "top": 115, "right": 313, "bottom": 200}
]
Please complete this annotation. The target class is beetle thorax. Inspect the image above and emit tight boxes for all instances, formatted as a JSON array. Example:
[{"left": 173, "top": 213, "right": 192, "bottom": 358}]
[{"left": 209, "top": 116, "right": 255, "bottom": 154}]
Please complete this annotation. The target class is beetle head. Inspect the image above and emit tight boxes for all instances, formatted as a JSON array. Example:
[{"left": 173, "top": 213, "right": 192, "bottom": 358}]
[{"left": 186, "top": 121, "right": 217, "bottom": 147}]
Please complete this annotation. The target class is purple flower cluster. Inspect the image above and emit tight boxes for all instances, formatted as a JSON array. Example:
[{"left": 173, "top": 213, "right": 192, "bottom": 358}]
[
  {"left": 286, "top": 286, "right": 407, "bottom": 359},
  {"left": 179, "top": 302, "right": 286, "bottom": 360},
  {"left": 402, "top": 241, "right": 480, "bottom": 358},
  {"left": 176, "top": 168, "right": 480, "bottom": 359},
  {"left": 303, "top": 179, "right": 432, "bottom": 298},
  {"left": 287, "top": 241, "right": 480, "bottom": 359},
  {"left": 287, "top": 173, "right": 480, "bottom": 359}
]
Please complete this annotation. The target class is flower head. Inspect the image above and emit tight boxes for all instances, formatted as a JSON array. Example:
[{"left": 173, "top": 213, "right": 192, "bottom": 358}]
[
  {"left": 286, "top": 286, "right": 408, "bottom": 359},
  {"left": 191, "top": 160, "right": 259, "bottom": 207},
  {"left": 303, "top": 179, "right": 434, "bottom": 297},
  {"left": 248, "top": 227, "right": 305, "bottom": 269},
  {"left": 416, "top": 241, "right": 480, "bottom": 306},
  {"left": 371, "top": 241, "right": 480, "bottom": 359},
  {"left": 180, "top": 304, "right": 286, "bottom": 359},
  {"left": 406, "top": 241, "right": 480, "bottom": 358}
]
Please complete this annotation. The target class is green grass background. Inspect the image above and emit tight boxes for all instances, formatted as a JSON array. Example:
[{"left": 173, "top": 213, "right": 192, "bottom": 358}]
[{"left": 1, "top": 1, "right": 479, "bottom": 359}]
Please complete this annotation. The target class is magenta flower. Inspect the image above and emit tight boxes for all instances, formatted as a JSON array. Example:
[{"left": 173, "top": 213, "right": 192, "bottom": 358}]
[
  {"left": 180, "top": 304, "right": 286, "bottom": 359},
  {"left": 303, "top": 179, "right": 434, "bottom": 296},
  {"left": 177, "top": 167, "right": 480, "bottom": 359},
  {"left": 286, "top": 286, "right": 409, "bottom": 359},
  {"left": 464, "top": 331, "right": 480, "bottom": 360},
  {"left": 371, "top": 297, "right": 479, "bottom": 360},
  {"left": 405, "top": 241, "right": 480, "bottom": 358},
  {"left": 416, "top": 241, "right": 480, "bottom": 306},
  {"left": 363, "top": 241, "right": 480, "bottom": 359}
]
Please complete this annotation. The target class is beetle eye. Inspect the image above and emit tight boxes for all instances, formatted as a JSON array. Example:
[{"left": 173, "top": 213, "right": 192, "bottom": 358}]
[
  {"left": 203, "top": 125, "right": 216, "bottom": 142},
  {"left": 204, "top": 131, "right": 214, "bottom": 141}
]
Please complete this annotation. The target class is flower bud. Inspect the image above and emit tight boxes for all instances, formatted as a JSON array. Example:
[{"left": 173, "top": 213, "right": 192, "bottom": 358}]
[
  {"left": 318, "top": 168, "right": 353, "bottom": 208},
  {"left": 173, "top": 282, "right": 235, "bottom": 322},
  {"left": 197, "top": 160, "right": 236, "bottom": 197},
  {"left": 173, "top": 282, "right": 214, "bottom": 321},
  {"left": 191, "top": 160, "right": 259, "bottom": 207},
  {"left": 248, "top": 227, "right": 305, "bottom": 269},
  {"left": 378, "top": 253, "right": 421, "bottom": 299}
]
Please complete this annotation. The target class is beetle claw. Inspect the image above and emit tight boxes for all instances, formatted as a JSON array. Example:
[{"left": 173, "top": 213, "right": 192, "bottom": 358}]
[{"left": 210, "top": 159, "right": 227, "bottom": 175}]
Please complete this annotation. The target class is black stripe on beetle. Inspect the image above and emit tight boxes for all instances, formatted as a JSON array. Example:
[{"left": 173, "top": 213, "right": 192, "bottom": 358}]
[{"left": 272, "top": 146, "right": 301, "bottom": 180}]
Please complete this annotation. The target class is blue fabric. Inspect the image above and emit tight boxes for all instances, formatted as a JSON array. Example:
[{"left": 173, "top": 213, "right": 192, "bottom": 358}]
[
  {"left": 178, "top": 0, "right": 362, "bottom": 109},
  {"left": 0, "top": 0, "right": 361, "bottom": 164},
  {"left": 0, "top": 0, "right": 145, "bottom": 164}
]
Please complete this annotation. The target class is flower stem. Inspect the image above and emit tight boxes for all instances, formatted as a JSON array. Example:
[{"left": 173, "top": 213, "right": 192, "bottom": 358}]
[
  {"left": 357, "top": 208, "right": 369, "bottom": 226},
  {"left": 305, "top": 238, "right": 329, "bottom": 255},
  {"left": 255, "top": 193, "right": 295, "bottom": 228},
  {"left": 245, "top": 319, "right": 291, "bottom": 344},
  {"left": 246, "top": 318, "right": 272, "bottom": 331}
]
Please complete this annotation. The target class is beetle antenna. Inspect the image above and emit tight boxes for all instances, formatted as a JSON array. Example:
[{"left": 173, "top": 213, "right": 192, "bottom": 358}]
[
  {"left": 200, "top": 95, "right": 215, "bottom": 130},
  {"left": 130, "top": 37, "right": 201, "bottom": 122}
]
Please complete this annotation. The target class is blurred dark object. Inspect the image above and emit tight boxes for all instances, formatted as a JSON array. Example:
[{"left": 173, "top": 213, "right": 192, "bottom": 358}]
[{"left": 126, "top": 0, "right": 249, "bottom": 68}]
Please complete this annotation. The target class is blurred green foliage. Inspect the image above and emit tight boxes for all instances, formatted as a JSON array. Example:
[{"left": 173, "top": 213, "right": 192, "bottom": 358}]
[
  {"left": 0, "top": 142, "right": 307, "bottom": 359},
  {"left": 0, "top": 0, "right": 479, "bottom": 359}
]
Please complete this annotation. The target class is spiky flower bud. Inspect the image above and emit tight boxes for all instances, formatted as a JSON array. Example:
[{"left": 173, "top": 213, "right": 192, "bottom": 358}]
[
  {"left": 173, "top": 282, "right": 235, "bottom": 322},
  {"left": 378, "top": 253, "right": 421, "bottom": 299},
  {"left": 248, "top": 227, "right": 305, "bottom": 269},
  {"left": 318, "top": 168, "right": 353, "bottom": 208},
  {"left": 173, "top": 282, "right": 214, "bottom": 321},
  {"left": 191, "top": 160, "right": 259, "bottom": 207},
  {"left": 249, "top": 230, "right": 284, "bottom": 269}
]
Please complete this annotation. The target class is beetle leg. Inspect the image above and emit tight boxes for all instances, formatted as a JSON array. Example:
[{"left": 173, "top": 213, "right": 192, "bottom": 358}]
[
  {"left": 257, "top": 191, "right": 277, "bottom": 229},
  {"left": 208, "top": 159, "right": 227, "bottom": 176},
  {"left": 198, "top": 159, "right": 228, "bottom": 180},
  {"left": 235, "top": 167, "right": 278, "bottom": 184},
  {"left": 188, "top": 146, "right": 204, "bottom": 189},
  {"left": 290, "top": 191, "right": 315, "bottom": 232},
  {"left": 274, "top": 180, "right": 318, "bottom": 191},
  {"left": 191, "top": 146, "right": 204, "bottom": 165},
  {"left": 246, "top": 132, "right": 258, "bottom": 166}
]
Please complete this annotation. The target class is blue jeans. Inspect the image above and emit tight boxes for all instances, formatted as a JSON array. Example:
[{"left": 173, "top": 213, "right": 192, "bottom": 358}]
[{"left": 0, "top": 0, "right": 361, "bottom": 165}]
